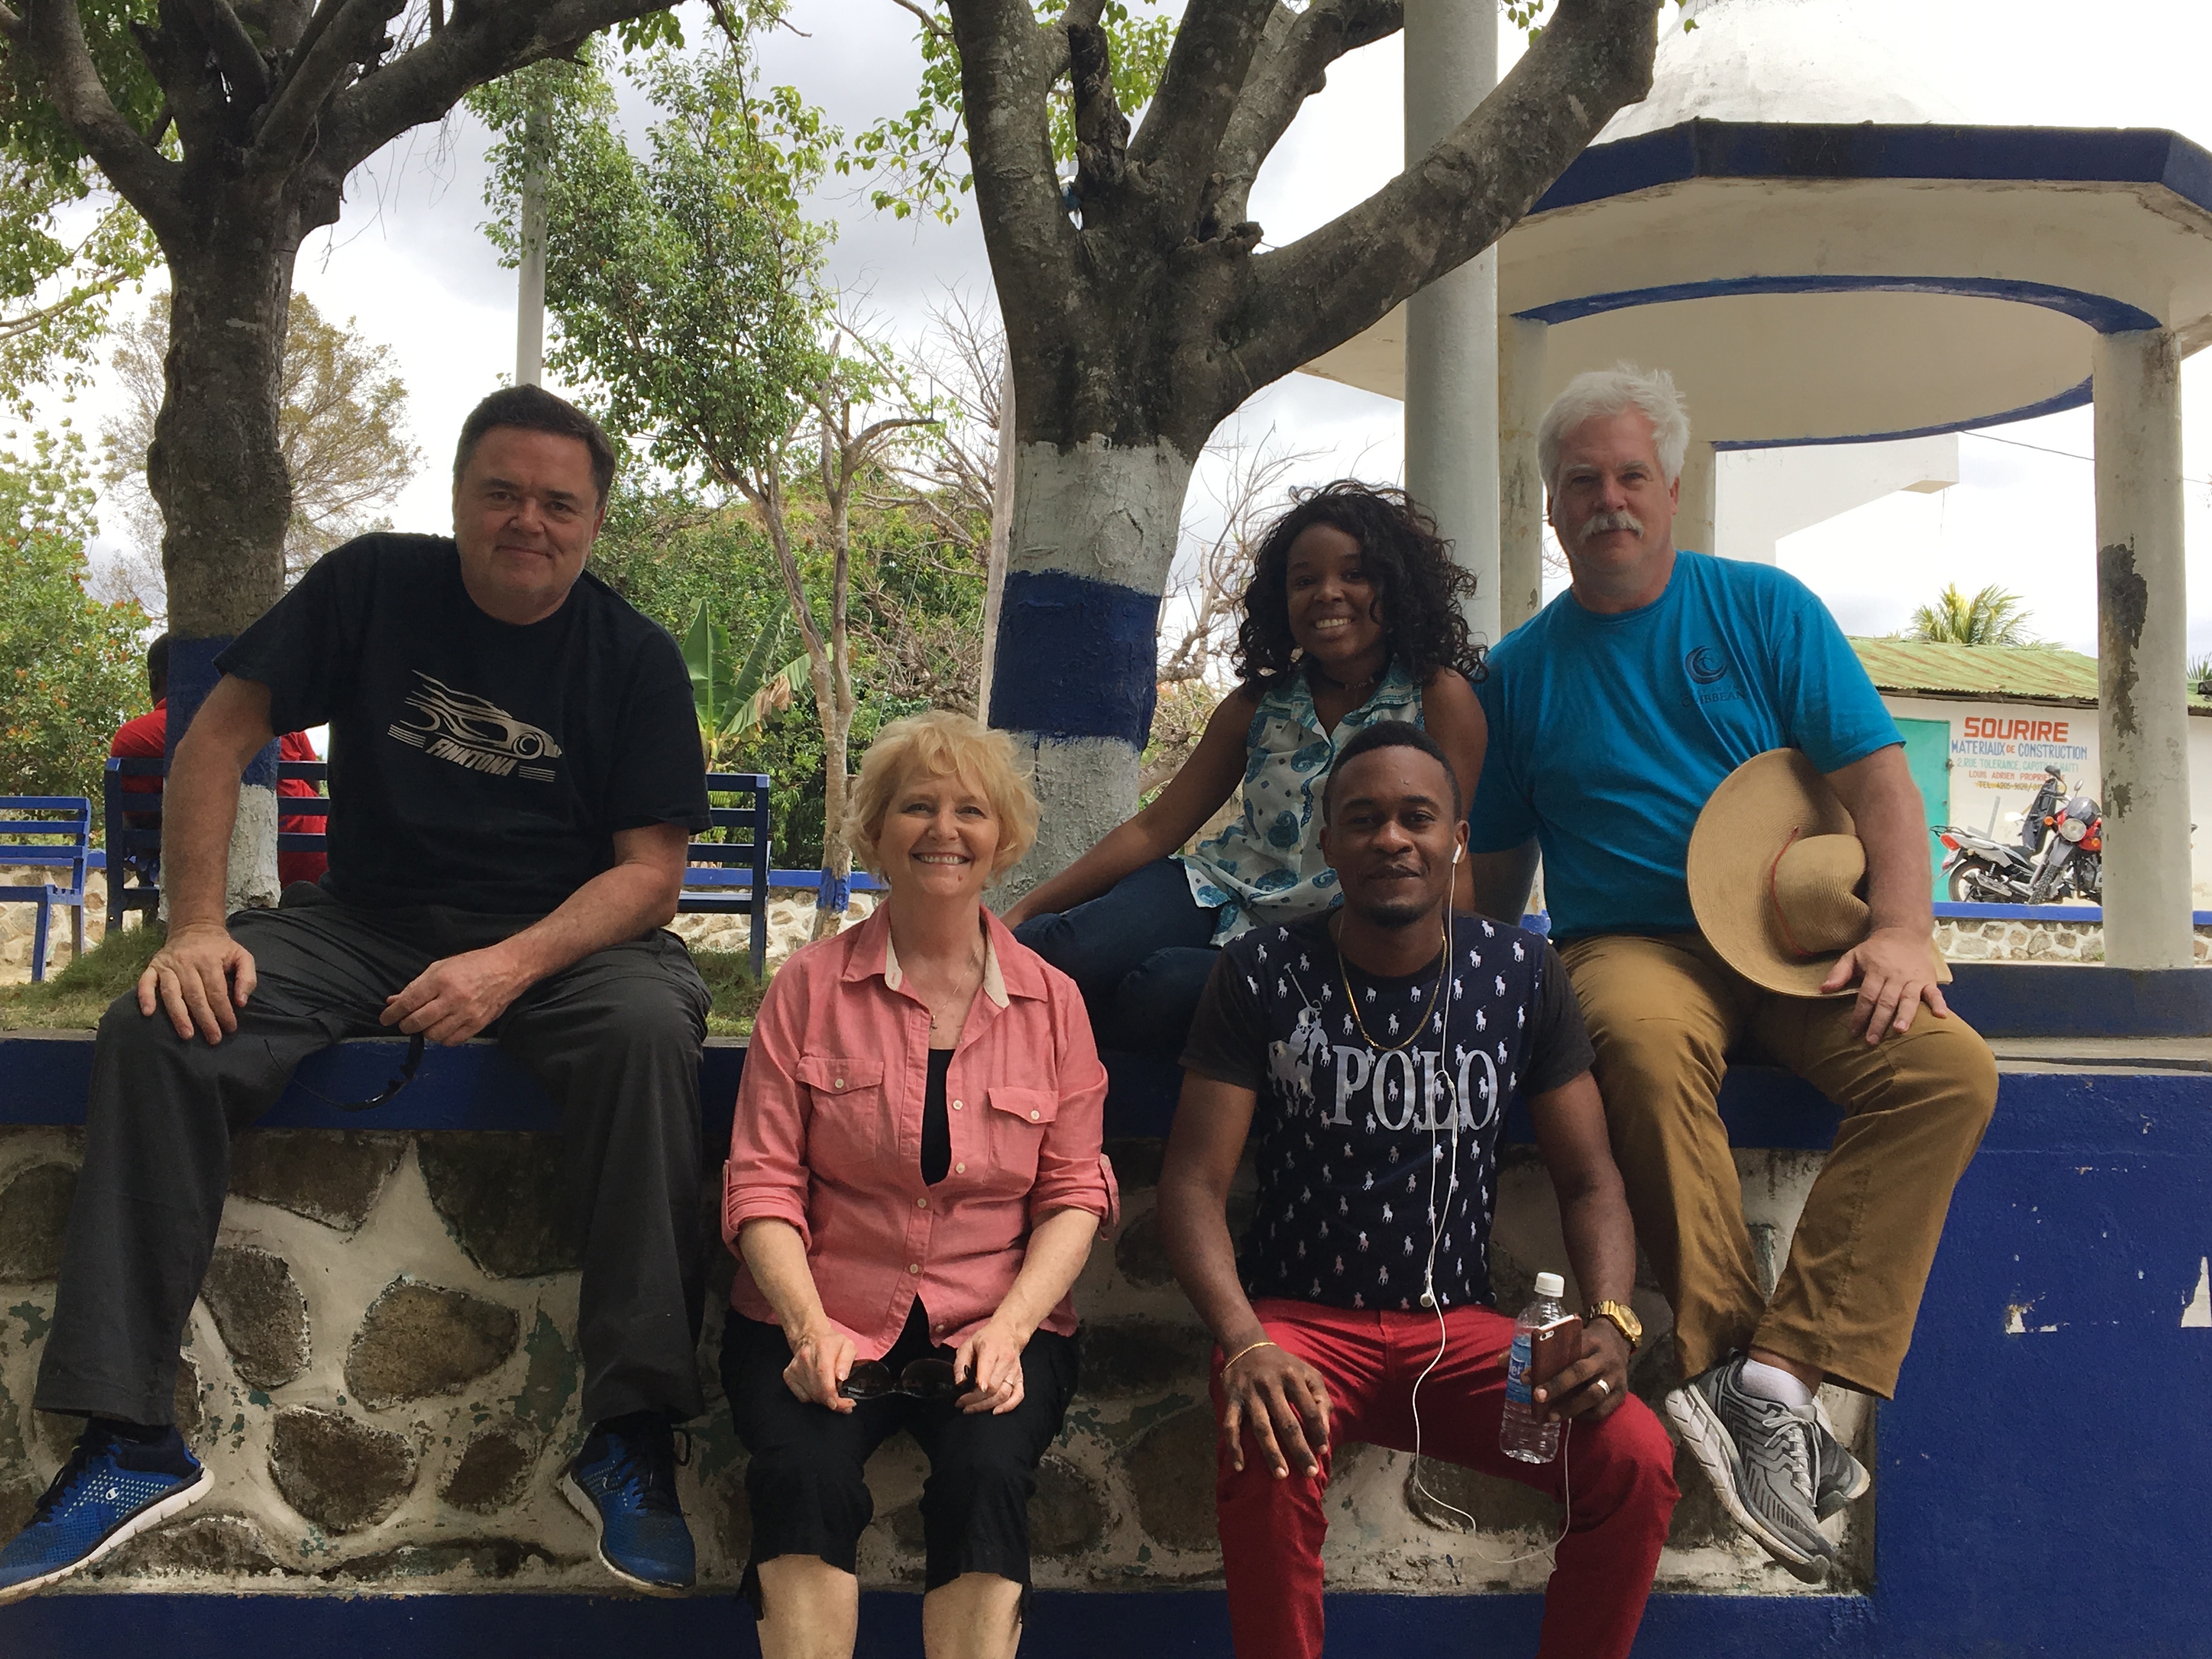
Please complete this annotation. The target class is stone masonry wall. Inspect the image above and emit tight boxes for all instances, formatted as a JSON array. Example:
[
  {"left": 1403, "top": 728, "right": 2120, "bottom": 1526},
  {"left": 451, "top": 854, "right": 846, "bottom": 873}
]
[
  {"left": 1933, "top": 916, "right": 2212, "bottom": 964},
  {"left": 0, "top": 1124, "right": 1866, "bottom": 1600}
]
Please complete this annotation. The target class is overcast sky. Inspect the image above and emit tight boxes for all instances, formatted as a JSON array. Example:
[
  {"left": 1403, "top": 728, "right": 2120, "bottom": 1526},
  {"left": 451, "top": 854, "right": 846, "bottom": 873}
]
[{"left": 72, "top": 0, "right": 2212, "bottom": 662}]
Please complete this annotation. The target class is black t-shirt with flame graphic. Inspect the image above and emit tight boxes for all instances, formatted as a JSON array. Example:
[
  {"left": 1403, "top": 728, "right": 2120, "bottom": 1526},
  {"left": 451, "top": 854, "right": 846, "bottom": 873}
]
[{"left": 217, "top": 534, "right": 708, "bottom": 914}]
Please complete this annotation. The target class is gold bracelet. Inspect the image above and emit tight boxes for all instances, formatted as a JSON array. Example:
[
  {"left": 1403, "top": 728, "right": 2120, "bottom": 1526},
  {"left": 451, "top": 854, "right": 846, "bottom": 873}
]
[{"left": 1221, "top": 1339, "right": 1278, "bottom": 1375}]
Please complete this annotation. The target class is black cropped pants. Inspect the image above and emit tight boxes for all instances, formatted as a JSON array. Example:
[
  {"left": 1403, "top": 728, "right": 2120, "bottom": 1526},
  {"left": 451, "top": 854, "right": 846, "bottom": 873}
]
[{"left": 721, "top": 1305, "right": 1079, "bottom": 1615}]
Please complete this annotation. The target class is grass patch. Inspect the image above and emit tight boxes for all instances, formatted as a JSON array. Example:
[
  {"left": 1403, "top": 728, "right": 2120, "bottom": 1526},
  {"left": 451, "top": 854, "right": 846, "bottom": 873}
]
[
  {"left": 0, "top": 922, "right": 164, "bottom": 1029},
  {"left": 693, "top": 949, "right": 766, "bottom": 1037},
  {"left": 0, "top": 926, "right": 769, "bottom": 1038}
]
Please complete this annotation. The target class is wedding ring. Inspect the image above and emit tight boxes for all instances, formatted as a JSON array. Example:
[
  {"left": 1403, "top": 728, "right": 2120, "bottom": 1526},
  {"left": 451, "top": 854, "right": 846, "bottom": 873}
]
[{"left": 1593, "top": 1378, "right": 1611, "bottom": 1397}]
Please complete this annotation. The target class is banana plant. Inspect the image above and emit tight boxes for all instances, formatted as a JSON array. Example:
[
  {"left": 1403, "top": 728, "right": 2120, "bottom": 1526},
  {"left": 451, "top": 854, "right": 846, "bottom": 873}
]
[{"left": 682, "top": 596, "right": 814, "bottom": 764}]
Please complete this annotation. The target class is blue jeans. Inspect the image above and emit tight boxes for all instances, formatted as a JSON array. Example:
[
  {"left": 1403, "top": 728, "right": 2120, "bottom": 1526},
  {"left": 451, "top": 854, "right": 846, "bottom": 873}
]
[{"left": 1013, "top": 859, "right": 1220, "bottom": 1055}]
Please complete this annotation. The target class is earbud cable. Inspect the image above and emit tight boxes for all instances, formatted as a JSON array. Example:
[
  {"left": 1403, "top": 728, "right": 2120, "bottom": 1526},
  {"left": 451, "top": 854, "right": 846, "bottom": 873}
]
[{"left": 1407, "top": 910, "right": 1575, "bottom": 1566}]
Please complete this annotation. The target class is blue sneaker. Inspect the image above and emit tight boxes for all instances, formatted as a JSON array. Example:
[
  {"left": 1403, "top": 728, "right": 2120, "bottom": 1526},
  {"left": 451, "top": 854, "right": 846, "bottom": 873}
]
[
  {"left": 560, "top": 1415, "right": 695, "bottom": 1595},
  {"left": 0, "top": 1424, "right": 211, "bottom": 1604}
]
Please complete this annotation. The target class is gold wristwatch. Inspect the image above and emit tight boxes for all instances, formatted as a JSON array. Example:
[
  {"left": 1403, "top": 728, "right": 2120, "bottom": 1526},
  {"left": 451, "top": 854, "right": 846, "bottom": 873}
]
[{"left": 1589, "top": 1300, "right": 1642, "bottom": 1353}]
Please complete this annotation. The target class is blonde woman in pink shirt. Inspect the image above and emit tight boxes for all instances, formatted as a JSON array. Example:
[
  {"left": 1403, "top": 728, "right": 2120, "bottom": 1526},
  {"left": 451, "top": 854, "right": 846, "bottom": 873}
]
[{"left": 723, "top": 710, "right": 1118, "bottom": 1659}]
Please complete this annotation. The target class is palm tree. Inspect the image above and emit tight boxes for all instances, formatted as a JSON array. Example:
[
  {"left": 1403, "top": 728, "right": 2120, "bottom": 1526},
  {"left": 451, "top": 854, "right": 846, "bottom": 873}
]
[
  {"left": 2189, "top": 653, "right": 2212, "bottom": 698},
  {"left": 1905, "top": 584, "right": 2044, "bottom": 647}
]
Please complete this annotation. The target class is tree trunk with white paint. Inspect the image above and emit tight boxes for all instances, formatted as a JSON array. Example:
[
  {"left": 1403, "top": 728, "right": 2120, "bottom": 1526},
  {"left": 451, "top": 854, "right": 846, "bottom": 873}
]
[
  {"left": 947, "top": 0, "right": 1659, "bottom": 890},
  {"left": 989, "top": 438, "right": 1198, "bottom": 887}
]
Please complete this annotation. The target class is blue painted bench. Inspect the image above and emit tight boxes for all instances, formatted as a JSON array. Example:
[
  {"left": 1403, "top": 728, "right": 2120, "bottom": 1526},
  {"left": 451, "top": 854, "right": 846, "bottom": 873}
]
[{"left": 0, "top": 795, "right": 89, "bottom": 981}]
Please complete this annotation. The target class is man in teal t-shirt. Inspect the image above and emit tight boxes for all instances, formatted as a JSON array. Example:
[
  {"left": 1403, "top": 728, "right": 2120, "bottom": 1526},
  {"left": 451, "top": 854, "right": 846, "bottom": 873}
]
[{"left": 1468, "top": 366, "right": 1996, "bottom": 1587}]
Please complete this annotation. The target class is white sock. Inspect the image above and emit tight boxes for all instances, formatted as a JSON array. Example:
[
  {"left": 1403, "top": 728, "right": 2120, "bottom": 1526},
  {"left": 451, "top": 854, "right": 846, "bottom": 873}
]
[{"left": 1737, "top": 1356, "right": 1815, "bottom": 1411}]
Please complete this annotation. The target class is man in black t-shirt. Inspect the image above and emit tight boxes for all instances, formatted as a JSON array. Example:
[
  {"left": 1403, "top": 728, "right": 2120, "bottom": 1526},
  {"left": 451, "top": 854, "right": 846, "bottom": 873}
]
[
  {"left": 4, "top": 388, "right": 712, "bottom": 1605},
  {"left": 1158, "top": 723, "right": 1677, "bottom": 1659}
]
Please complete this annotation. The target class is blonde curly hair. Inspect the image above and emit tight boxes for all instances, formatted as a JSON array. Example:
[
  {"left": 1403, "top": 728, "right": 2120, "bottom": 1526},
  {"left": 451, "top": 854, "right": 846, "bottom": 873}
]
[{"left": 847, "top": 710, "right": 1039, "bottom": 879}]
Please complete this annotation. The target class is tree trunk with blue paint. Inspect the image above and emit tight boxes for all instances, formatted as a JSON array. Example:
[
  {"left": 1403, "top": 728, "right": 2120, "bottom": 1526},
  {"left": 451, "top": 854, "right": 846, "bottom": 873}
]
[{"left": 944, "top": 0, "right": 1662, "bottom": 893}]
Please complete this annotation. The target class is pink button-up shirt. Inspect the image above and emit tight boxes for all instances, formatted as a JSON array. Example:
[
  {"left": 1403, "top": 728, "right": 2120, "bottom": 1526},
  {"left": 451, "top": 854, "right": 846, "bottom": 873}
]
[{"left": 723, "top": 905, "right": 1118, "bottom": 1357}]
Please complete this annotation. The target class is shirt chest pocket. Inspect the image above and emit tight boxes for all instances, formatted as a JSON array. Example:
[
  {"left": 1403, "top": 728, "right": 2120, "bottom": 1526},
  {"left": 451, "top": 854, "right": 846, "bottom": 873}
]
[
  {"left": 980, "top": 1087, "right": 1058, "bottom": 1187},
  {"left": 796, "top": 1056, "right": 887, "bottom": 1164}
]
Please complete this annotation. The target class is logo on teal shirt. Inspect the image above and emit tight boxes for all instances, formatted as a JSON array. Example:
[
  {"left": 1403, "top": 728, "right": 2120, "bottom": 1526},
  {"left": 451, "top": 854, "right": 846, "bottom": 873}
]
[{"left": 1685, "top": 645, "right": 1730, "bottom": 685}]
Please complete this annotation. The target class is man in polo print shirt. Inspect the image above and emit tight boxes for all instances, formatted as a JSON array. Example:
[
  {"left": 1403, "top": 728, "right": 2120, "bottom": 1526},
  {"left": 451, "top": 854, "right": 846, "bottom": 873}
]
[
  {"left": 1158, "top": 721, "right": 1676, "bottom": 1659},
  {"left": 1, "top": 387, "right": 714, "bottom": 1604}
]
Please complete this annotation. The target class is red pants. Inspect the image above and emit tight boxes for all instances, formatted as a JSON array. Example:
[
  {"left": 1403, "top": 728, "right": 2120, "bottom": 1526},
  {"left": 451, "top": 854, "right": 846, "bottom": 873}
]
[{"left": 1212, "top": 1299, "right": 1677, "bottom": 1659}]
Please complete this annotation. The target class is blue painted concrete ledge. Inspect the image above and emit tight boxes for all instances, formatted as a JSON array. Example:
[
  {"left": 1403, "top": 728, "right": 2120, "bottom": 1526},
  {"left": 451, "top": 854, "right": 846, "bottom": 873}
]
[{"left": 2, "top": 960, "right": 2209, "bottom": 1656}]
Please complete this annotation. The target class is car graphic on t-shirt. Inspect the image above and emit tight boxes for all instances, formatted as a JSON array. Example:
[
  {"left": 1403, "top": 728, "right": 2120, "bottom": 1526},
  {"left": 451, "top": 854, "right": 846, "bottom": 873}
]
[{"left": 387, "top": 672, "right": 563, "bottom": 781}]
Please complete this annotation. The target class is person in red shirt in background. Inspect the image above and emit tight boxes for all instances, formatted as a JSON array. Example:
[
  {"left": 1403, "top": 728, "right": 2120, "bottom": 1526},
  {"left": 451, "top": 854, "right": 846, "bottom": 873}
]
[{"left": 111, "top": 633, "right": 330, "bottom": 887}]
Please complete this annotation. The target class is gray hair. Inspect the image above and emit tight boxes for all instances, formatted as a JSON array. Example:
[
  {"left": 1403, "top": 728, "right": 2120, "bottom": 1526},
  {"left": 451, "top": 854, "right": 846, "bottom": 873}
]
[{"left": 1537, "top": 364, "right": 1691, "bottom": 495}]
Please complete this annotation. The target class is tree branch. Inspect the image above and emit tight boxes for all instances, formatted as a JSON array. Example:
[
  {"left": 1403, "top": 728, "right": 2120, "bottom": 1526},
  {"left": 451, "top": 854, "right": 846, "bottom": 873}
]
[
  {"left": 175, "top": 0, "right": 270, "bottom": 108},
  {"left": 19, "top": 0, "right": 187, "bottom": 237},
  {"left": 1199, "top": 0, "right": 1400, "bottom": 232},
  {"left": 885, "top": 0, "right": 946, "bottom": 37},
  {"left": 1234, "top": 0, "right": 1655, "bottom": 391},
  {"left": 255, "top": 0, "right": 399, "bottom": 162},
  {"left": 942, "top": 0, "right": 1079, "bottom": 348},
  {"left": 315, "top": 0, "right": 674, "bottom": 176},
  {"left": 1123, "top": 0, "right": 1272, "bottom": 216},
  {"left": 1066, "top": 16, "right": 1126, "bottom": 204}
]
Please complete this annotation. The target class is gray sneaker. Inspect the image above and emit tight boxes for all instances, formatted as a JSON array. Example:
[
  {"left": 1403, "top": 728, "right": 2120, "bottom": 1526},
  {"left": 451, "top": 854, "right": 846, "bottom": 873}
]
[
  {"left": 1810, "top": 1400, "right": 1871, "bottom": 1520},
  {"left": 1666, "top": 1356, "right": 1835, "bottom": 1583}
]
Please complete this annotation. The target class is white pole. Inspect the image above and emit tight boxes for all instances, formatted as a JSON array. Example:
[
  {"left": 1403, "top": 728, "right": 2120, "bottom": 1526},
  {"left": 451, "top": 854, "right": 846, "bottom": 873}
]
[
  {"left": 1403, "top": 0, "right": 1499, "bottom": 648},
  {"left": 1498, "top": 313, "right": 1548, "bottom": 633},
  {"left": 1678, "top": 438, "right": 1718, "bottom": 557},
  {"left": 516, "top": 92, "right": 549, "bottom": 388},
  {"left": 2093, "top": 326, "right": 2194, "bottom": 969}
]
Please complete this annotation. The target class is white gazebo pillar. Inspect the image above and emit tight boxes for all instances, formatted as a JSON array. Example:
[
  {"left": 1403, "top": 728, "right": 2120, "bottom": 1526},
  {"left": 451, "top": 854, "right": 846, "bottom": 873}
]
[
  {"left": 1677, "top": 438, "right": 1718, "bottom": 557},
  {"left": 1404, "top": 0, "right": 1499, "bottom": 646},
  {"left": 1498, "top": 312, "right": 1549, "bottom": 633},
  {"left": 2092, "top": 328, "right": 2195, "bottom": 969}
]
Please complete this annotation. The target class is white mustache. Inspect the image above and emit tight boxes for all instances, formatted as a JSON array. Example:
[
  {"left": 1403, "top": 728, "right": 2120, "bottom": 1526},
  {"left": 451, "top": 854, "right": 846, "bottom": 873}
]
[{"left": 1581, "top": 510, "right": 1644, "bottom": 543}]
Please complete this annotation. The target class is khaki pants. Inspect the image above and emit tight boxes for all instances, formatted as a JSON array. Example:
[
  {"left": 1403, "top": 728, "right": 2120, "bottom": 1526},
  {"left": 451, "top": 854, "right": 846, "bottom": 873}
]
[{"left": 1558, "top": 932, "right": 1997, "bottom": 1398}]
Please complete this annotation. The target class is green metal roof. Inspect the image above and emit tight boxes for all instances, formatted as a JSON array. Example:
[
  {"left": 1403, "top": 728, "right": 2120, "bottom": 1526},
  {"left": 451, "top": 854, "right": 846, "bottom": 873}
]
[{"left": 1849, "top": 638, "right": 2212, "bottom": 714}]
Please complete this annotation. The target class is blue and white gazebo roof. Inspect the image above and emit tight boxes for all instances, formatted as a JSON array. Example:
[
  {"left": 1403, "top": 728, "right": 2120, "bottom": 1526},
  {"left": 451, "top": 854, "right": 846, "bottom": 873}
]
[{"left": 1305, "top": 2, "right": 2212, "bottom": 447}]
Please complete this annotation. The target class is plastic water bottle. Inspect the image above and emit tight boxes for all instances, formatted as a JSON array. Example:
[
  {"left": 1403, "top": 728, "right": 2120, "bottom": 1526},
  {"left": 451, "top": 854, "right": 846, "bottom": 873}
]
[{"left": 1500, "top": 1271, "right": 1568, "bottom": 1464}]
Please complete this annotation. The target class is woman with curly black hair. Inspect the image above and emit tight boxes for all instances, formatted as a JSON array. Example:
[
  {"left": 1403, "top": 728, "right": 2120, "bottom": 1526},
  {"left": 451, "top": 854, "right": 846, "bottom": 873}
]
[{"left": 1005, "top": 481, "right": 1487, "bottom": 1053}]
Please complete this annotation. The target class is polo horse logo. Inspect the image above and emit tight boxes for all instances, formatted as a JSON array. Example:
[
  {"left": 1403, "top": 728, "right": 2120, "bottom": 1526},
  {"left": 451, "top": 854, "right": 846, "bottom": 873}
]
[
  {"left": 388, "top": 673, "right": 563, "bottom": 781},
  {"left": 1269, "top": 1005, "right": 1330, "bottom": 1114}
]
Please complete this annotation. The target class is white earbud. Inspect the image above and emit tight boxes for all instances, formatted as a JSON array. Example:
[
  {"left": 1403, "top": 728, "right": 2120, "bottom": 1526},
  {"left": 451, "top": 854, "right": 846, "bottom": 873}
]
[
  {"left": 1452, "top": 844, "right": 1463, "bottom": 865},
  {"left": 1419, "top": 1288, "right": 1437, "bottom": 1310}
]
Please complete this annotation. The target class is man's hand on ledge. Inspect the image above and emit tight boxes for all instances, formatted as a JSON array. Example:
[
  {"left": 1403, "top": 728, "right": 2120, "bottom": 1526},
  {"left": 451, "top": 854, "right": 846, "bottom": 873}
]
[
  {"left": 382, "top": 943, "right": 535, "bottom": 1046},
  {"left": 139, "top": 922, "right": 256, "bottom": 1045},
  {"left": 1820, "top": 924, "right": 1951, "bottom": 1044}
]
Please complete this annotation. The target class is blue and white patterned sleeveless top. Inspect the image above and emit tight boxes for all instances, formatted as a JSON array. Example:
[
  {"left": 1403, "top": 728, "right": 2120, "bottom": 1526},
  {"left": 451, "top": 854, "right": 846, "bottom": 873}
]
[{"left": 1178, "top": 659, "right": 1425, "bottom": 945}]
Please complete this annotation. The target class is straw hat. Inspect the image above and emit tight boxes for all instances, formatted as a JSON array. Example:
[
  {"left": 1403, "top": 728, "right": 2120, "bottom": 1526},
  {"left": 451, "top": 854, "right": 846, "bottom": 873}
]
[{"left": 1686, "top": 748, "right": 1950, "bottom": 997}]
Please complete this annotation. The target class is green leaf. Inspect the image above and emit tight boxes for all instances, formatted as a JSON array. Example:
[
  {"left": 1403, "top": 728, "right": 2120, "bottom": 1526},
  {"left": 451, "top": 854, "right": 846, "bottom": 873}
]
[
  {"left": 728, "top": 594, "right": 792, "bottom": 706},
  {"left": 724, "top": 650, "right": 815, "bottom": 744}
]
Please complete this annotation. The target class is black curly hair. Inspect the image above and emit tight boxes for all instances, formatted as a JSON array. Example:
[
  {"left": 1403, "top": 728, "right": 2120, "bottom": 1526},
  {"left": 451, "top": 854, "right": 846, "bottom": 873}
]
[{"left": 1231, "top": 481, "right": 1486, "bottom": 691}]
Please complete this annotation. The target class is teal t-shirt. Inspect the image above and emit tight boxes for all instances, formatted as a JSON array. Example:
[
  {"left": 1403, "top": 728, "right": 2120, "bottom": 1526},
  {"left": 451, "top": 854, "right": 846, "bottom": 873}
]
[{"left": 1469, "top": 551, "right": 1900, "bottom": 940}]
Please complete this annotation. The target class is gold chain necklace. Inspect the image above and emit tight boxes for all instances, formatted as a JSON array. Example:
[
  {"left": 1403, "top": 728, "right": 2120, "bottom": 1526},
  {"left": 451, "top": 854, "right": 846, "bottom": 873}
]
[{"left": 1335, "top": 919, "right": 1449, "bottom": 1053}]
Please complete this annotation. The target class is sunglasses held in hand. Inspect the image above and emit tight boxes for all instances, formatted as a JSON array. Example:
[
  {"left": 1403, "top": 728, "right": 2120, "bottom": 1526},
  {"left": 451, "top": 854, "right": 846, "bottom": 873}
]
[{"left": 837, "top": 1357, "right": 970, "bottom": 1403}]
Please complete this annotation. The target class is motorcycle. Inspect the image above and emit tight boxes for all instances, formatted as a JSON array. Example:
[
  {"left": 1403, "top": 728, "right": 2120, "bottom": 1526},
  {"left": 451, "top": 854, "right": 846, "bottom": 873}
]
[
  {"left": 1934, "top": 766, "right": 2103, "bottom": 904},
  {"left": 2025, "top": 787, "right": 2103, "bottom": 904}
]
